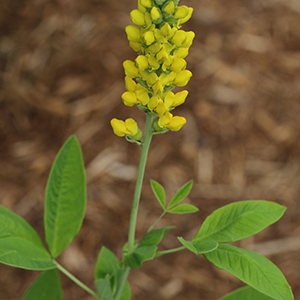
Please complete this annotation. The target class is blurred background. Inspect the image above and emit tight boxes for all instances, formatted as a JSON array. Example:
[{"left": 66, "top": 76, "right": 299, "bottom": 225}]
[{"left": 1, "top": 0, "right": 300, "bottom": 299}]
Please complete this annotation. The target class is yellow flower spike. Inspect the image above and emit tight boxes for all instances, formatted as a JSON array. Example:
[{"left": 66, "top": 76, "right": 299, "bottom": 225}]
[
  {"left": 160, "top": 23, "right": 171, "bottom": 37},
  {"left": 174, "top": 5, "right": 190, "bottom": 19},
  {"left": 122, "top": 91, "right": 138, "bottom": 106},
  {"left": 143, "top": 31, "right": 155, "bottom": 45},
  {"left": 123, "top": 60, "right": 140, "bottom": 78},
  {"left": 124, "top": 118, "right": 139, "bottom": 136},
  {"left": 136, "top": 89, "right": 150, "bottom": 105},
  {"left": 164, "top": 1, "right": 175, "bottom": 14},
  {"left": 141, "top": 0, "right": 152, "bottom": 8},
  {"left": 125, "top": 25, "right": 141, "bottom": 42},
  {"left": 135, "top": 55, "right": 149, "bottom": 71},
  {"left": 146, "top": 72, "right": 158, "bottom": 86},
  {"left": 158, "top": 111, "right": 173, "bottom": 128},
  {"left": 170, "top": 57, "right": 187, "bottom": 73},
  {"left": 150, "top": 6, "right": 161, "bottom": 21},
  {"left": 110, "top": 118, "right": 128, "bottom": 137},
  {"left": 125, "top": 76, "right": 137, "bottom": 92},
  {"left": 130, "top": 9, "right": 145, "bottom": 26},
  {"left": 148, "top": 95, "right": 160, "bottom": 110},
  {"left": 181, "top": 31, "right": 195, "bottom": 48},
  {"left": 172, "top": 30, "right": 187, "bottom": 47},
  {"left": 174, "top": 70, "right": 192, "bottom": 87},
  {"left": 156, "top": 100, "right": 168, "bottom": 116},
  {"left": 178, "top": 7, "right": 193, "bottom": 25},
  {"left": 173, "top": 90, "right": 189, "bottom": 107},
  {"left": 166, "top": 116, "right": 186, "bottom": 131}
]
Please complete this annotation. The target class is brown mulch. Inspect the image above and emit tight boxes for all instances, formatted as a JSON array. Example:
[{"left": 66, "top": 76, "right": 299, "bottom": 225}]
[{"left": 1, "top": 0, "right": 300, "bottom": 299}]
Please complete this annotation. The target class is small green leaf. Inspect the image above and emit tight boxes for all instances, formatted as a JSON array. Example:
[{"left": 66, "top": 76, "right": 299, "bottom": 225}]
[
  {"left": 194, "top": 200, "right": 286, "bottom": 243},
  {"left": 119, "top": 282, "right": 131, "bottom": 300},
  {"left": 167, "top": 203, "right": 198, "bottom": 214},
  {"left": 140, "top": 226, "right": 174, "bottom": 247},
  {"left": 204, "top": 244, "right": 293, "bottom": 300},
  {"left": 95, "top": 278, "right": 114, "bottom": 300},
  {"left": 44, "top": 135, "right": 86, "bottom": 258},
  {"left": 167, "top": 180, "right": 193, "bottom": 209},
  {"left": 219, "top": 285, "right": 274, "bottom": 300},
  {"left": 178, "top": 237, "right": 218, "bottom": 254},
  {"left": 123, "top": 245, "right": 157, "bottom": 269},
  {"left": 150, "top": 180, "right": 166, "bottom": 209},
  {"left": 0, "top": 205, "right": 55, "bottom": 270},
  {"left": 95, "top": 246, "right": 119, "bottom": 280},
  {"left": 22, "top": 269, "right": 63, "bottom": 300}
]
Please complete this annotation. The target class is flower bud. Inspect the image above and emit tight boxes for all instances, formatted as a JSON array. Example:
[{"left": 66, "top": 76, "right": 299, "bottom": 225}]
[
  {"left": 136, "top": 89, "right": 150, "bottom": 105},
  {"left": 158, "top": 111, "right": 173, "bottom": 127},
  {"left": 110, "top": 118, "right": 138, "bottom": 137},
  {"left": 174, "top": 6, "right": 189, "bottom": 19},
  {"left": 135, "top": 55, "right": 149, "bottom": 70},
  {"left": 178, "top": 7, "right": 193, "bottom": 25},
  {"left": 150, "top": 7, "right": 161, "bottom": 21},
  {"left": 143, "top": 31, "right": 155, "bottom": 45},
  {"left": 173, "top": 90, "right": 188, "bottom": 107},
  {"left": 141, "top": 0, "right": 152, "bottom": 8},
  {"left": 164, "top": 1, "right": 175, "bottom": 14},
  {"left": 148, "top": 95, "right": 160, "bottom": 110},
  {"left": 181, "top": 31, "right": 195, "bottom": 48},
  {"left": 156, "top": 100, "right": 168, "bottom": 116},
  {"left": 130, "top": 9, "right": 145, "bottom": 26}
]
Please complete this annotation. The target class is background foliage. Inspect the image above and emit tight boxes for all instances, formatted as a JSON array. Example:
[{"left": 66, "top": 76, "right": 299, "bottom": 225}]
[{"left": 1, "top": 0, "right": 300, "bottom": 299}]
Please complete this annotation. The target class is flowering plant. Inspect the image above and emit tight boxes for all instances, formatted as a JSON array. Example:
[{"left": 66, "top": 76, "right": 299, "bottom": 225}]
[{"left": 0, "top": 1, "right": 294, "bottom": 300}]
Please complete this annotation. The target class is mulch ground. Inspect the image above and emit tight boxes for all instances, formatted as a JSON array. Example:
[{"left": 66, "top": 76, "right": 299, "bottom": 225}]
[{"left": 1, "top": 0, "right": 300, "bottom": 299}]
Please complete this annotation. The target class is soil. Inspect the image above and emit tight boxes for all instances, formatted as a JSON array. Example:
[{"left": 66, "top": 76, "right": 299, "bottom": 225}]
[{"left": 1, "top": 0, "right": 300, "bottom": 299}]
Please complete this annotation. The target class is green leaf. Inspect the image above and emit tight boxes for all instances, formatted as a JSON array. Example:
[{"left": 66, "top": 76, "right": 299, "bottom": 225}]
[
  {"left": 167, "top": 203, "right": 198, "bottom": 214},
  {"left": 123, "top": 245, "right": 157, "bottom": 269},
  {"left": 150, "top": 180, "right": 166, "bottom": 209},
  {"left": 95, "top": 278, "right": 114, "bottom": 300},
  {"left": 22, "top": 269, "right": 63, "bottom": 300},
  {"left": 178, "top": 237, "right": 218, "bottom": 255},
  {"left": 95, "top": 246, "right": 119, "bottom": 280},
  {"left": 140, "top": 226, "right": 174, "bottom": 247},
  {"left": 119, "top": 282, "right": 131, "bottom": 300},
  {"left": 44, "top": 135, "right": 86, "bottom": 258},
  {"left": 204, "top": 244, "right": 293, "bottom": 300},
  {"left": 167, "top": 180, "right": 193, "bottom": 209},
  {"left": 194, "top": 200, "right": 286, "bottom": 243},
  {"left": 0, "top": 205, "right": 55, "bottom": 270},
  {"left": 219, "top": 285, "right": 274, "bottom": 300}
]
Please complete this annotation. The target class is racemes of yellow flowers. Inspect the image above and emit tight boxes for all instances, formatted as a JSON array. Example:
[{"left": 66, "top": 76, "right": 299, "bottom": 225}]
[{"left": 111, "top": 0, "right": 194, "bottom": 141}]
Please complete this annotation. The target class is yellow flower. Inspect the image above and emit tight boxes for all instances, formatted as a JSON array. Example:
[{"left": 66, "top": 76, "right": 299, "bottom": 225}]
[
  {"left": 164, "top": 1, "right": 175, "bottom": 14},
  {"left": 166, "top": 116, "right": 186, "bottom": 131},
  {"left": 174, "top": 70, "right": 192, "bottom": 87},
  {"left": 122, "top": 91, "right": 138, "bottom": 106},
  {"left": 110, "top": 118, "right": 138, "bottom": 137},
  {"left": 150, "top": 7, "right": 161, "bottom": 21},
  {"left": 130, "top": 9, "right": 145, "bottom": 26},
  {"left": 125, "top": 25, "right": 141, "bottom": 42}
]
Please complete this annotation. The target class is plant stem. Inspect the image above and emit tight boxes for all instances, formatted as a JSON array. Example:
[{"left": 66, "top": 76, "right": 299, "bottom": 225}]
[
  {"left": 147, "top": 211, "right": 166, "bottom": 233},
  {"left": 114, "top": 112, "right": 155, "bottom": 300},
  {"left": 128, "top": 112, "right": 155, "bottom": 253},
  {"left": 155, "top": 246, "right": 185, "bottom": 257},
  {"left": 54, "top": 260, "right": 99, "bottom": 299}
]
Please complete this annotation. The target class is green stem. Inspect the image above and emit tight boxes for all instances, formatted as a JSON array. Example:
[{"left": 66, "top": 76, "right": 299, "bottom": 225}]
[
  {"left": 54, "top": 260, "right": 99, "bottom": 299},
  {"left": 128, "top": 112, "right": 155, "bottom": 253},
  {"left": 147, "top": 211, "right": 166, "bottom": 233},
  {"left": 155, "top": 246, "right": 185, "bottom": 257},
  {"left": 114, "top": 112, "right": 155, "bottom": 300}
]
